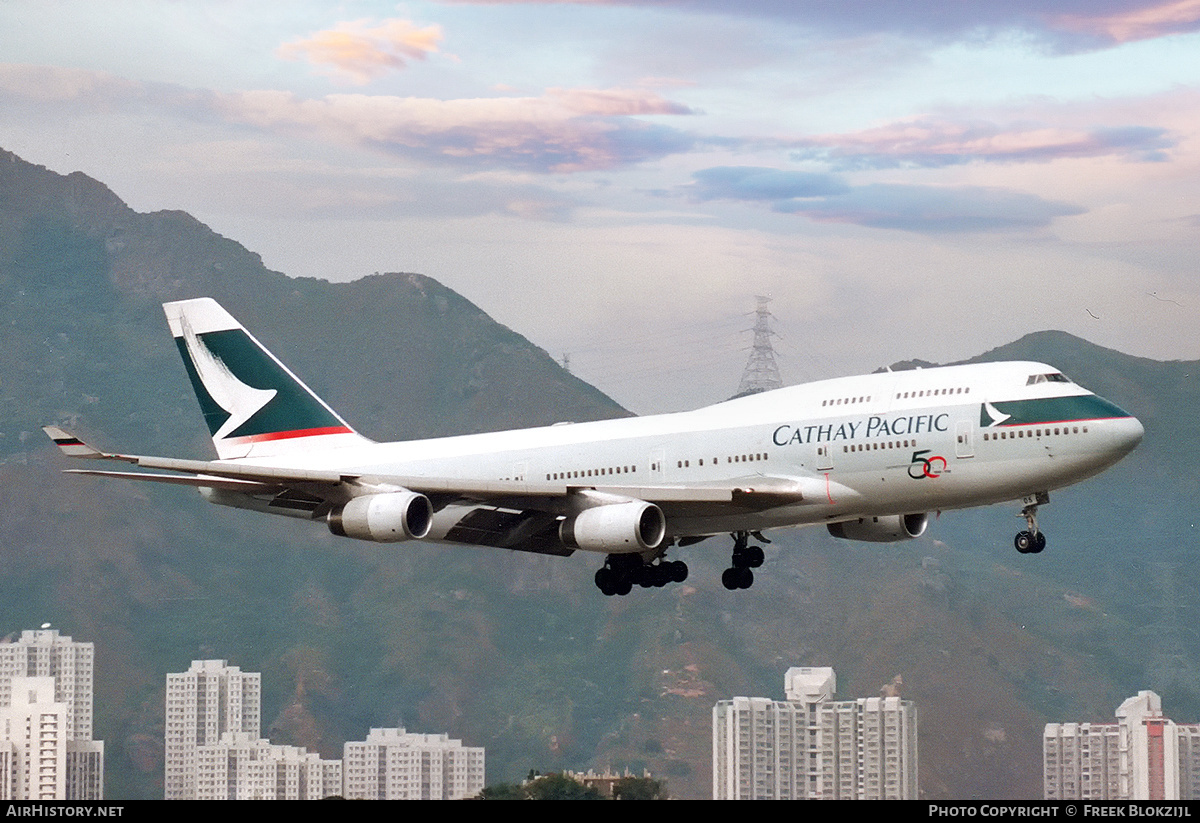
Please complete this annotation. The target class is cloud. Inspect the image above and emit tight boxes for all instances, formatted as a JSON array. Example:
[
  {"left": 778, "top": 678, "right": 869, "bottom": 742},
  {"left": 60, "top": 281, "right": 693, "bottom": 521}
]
[
  {"left": 546, "top": 87, "right": 694, "bottom": 116},
  {"left": 686, "top": 166, "right": 1085, "bottom": 233},
  {"left": 688, "top": 166, "right": 850, "bottom": 200},
  {"left": 0, "top": 64, "right": 697, "bottom": 173},
  {"left": 447, "top": 1, "right": 1200, "bottom": 48},
  {"left": 0, "top": 63, "right": 137, "bottom": 102},
  {"left": 777, "top": 183, "right": 1086, "bottom": 232},
  {"left": 791, "top": 118, "right": 1175, "bottom": 169},
  {"left": 277, "top": 18, "right": 443, "bottom": 84},
  {"left": 1051, "top": 0, "right": 1200, "bottom": 43},
  {"left": 217, "top": 87, "right": 697, "bottom": 172}
]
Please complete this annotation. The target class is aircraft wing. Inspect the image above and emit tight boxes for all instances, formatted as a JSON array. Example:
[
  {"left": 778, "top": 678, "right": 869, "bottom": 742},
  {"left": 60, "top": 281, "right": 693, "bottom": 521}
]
[{"left": 44, "top": 426, "right": 811, "bottom": 553}]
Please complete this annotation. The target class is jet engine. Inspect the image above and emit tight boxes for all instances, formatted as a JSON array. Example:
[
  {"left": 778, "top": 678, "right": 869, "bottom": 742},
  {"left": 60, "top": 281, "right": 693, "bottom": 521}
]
[
  {"left": 560, "top": 500, "right": 666, "bottom": 553},
  {"left": 827, "top": 513, "right": 929, "bottom": 543},
  {"left": 328, "top": 491, "right": 433, "bottom": 543}
]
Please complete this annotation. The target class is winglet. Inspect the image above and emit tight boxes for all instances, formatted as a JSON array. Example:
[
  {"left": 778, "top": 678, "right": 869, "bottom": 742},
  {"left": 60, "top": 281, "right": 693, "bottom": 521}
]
[{"left": 42, "top": 426, "right": 106, "bottom": 459}]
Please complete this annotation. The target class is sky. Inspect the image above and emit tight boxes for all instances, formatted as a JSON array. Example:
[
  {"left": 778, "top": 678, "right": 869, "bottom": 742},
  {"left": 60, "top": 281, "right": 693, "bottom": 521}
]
[{"left": 2, "top": 1, "right": 1199, "bottom": 414}]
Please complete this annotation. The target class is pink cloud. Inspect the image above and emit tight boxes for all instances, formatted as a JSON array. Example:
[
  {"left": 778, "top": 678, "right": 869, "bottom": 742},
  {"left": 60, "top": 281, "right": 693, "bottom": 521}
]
[
  {"left": 219, "top": 87, "right": 694, "bottom": 172},
  {"left": 277, "top": 19, "right": 443, "bottom": 84},
  {"left": 792, "top": 116, "right": 1173, "bottom": 168},
  {"left": 546, "top": 87, "right": 694, "bottom": 116},
  {"left": 1050, "top": 0, "right": 1200, "bottom": 43}
]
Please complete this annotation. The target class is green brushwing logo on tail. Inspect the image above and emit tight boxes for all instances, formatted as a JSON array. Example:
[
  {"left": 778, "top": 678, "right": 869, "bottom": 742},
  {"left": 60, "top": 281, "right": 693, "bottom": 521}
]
[{"left": 175, "top": 326, "right": 350, "bottom": 442}]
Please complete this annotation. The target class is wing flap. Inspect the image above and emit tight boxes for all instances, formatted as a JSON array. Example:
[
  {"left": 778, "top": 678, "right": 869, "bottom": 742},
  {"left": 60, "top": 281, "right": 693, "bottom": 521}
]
[{"left": 64, "top": 469, "right": 281, "bottom": 494}]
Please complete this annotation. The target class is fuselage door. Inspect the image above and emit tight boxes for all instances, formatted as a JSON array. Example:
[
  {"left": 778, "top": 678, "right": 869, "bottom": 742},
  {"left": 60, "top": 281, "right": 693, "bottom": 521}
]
[
  {"left": 649, "top": 447, "right": 665, "bottom": 482},
  {"left": 955, "top": 419, "right": 975, "bottom": 459},
  {"left": 815, "top": 443, "right": 833, "bottom": 471}
]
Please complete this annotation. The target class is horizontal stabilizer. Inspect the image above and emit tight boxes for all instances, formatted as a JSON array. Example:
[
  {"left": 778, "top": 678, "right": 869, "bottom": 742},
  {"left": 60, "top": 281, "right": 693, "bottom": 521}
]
[{"left": 42, "top": 426, "right": 110, "bottom": 459}]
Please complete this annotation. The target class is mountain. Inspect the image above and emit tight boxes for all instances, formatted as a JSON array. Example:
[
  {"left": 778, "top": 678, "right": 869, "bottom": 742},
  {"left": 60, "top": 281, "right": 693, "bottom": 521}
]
[{"left": 2, "top": 147, "right": 1197, "bottom": 799}]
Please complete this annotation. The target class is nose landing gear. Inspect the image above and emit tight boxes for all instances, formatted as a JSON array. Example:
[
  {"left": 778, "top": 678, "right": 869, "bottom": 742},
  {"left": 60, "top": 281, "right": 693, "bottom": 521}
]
[{"left": 1014, "top": 494, "right": 1049, "bottom": 554}]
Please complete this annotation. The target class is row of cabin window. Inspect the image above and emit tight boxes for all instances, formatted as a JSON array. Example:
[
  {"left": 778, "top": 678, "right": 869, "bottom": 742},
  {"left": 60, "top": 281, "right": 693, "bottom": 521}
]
[
  {"left": 842, "top": 440, "right": 917, "bottom": 453},
  {"left": 983, "top": 425, "right": 1087, "bottom": 441},
  {"left": 822, "top": 396, "right": 871, "bottom": 407},
  {"left": 896, "top": 387, "right": 970, "bottom": 399},
  {"left": 822, "top": 386, "right": 972, "bottom": 407},
  {"left": 549, "top": 451, "right": 771, "bottom": 479},
  {"left": 676, "top": 452, "right": 769, "bottom": 469},
  {"left": 547, "top": 466, "right": 637, "bottom": 481}
]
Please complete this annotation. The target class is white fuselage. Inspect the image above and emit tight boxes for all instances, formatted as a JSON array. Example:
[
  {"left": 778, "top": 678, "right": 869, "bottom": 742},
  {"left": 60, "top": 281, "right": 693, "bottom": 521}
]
[{"left": 233, "top": 360, "right": 1144, "bottom": 542}]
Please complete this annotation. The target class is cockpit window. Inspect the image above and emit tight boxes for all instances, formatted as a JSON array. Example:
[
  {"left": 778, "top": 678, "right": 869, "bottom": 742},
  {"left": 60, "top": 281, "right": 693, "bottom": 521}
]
[{"left": 1026, "top": 373, "right": 1071, "bottom": 385}]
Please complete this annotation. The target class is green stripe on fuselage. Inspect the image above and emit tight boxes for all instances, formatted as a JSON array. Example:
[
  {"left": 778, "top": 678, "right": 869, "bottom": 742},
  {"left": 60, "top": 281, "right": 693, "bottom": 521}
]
[
  {"left": 174, "top": 329, "right": 342, "bottom": 439},
  {"left": 981, "top": 394, "right": 1133, "bottom": 428}
]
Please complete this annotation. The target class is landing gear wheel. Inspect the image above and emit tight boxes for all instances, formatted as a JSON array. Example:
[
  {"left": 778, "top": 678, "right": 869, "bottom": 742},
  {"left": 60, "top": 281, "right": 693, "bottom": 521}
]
[
  {"left": 1013, "top": 499, "right": 1048, "bottom": 556},
  {"left": 722, "top": 566, "right": 753, "bottom": 590},
  {"left": 742, "top": 545, "right": 764, "bottom": 568},
  {"left": 595, "top": 562, "right": 633, "bottom": 596},
  {"left": 1014, "top": 530, "right": 1046, "bottom": 554},
  {"left": 669, "top": 560, "right": 689, "bottom": 583},
  {"left": 724, "top": 531, "right": 764, "bottom": 589},
  {"left": 595, "top": 554, "right": 688, "bottom": 595},
  {"left": 595, "top": 567, "right": 618, "bottom": 596}
]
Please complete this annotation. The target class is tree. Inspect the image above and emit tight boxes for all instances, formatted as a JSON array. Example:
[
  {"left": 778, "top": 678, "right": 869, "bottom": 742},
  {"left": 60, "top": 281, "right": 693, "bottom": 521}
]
[
  {"left": 473, "top": 782, "right": 527, "bottom": 800},
  {"left": 612, "top": 776, "right": 667, "bottom": 800},
  {"left": 525, "top": 773, "right": 604, "bottom": 800}
]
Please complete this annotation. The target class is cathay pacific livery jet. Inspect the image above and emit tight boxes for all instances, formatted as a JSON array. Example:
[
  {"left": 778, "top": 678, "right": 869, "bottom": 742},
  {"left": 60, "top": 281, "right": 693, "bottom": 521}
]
[{"left": 45, "top": 298, "right": 1144, "bottom": 596}]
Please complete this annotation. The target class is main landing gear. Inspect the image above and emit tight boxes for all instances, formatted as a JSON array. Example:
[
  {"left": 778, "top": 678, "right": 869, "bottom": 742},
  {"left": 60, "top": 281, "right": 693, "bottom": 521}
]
[
  {"left": 1014, "top": 493, "right": 1049, "bottom": 554},
  {"left": 595, "top": 553, "right": 688, "bottom": 596},
  {"left": 722, "top": 531, "right": 766, "bottom": 591}
]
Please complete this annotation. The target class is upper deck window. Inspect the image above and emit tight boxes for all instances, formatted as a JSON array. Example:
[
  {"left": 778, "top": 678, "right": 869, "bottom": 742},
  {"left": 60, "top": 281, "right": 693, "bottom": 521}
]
[{"left": 1026, "top": 373, "right": 1070, "bottom": 385}]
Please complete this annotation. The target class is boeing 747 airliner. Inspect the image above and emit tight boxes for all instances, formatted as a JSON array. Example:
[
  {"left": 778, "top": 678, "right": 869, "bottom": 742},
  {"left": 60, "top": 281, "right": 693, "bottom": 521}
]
[{"left": 45, "top": 298, "right": 1144, "bottom": 595}]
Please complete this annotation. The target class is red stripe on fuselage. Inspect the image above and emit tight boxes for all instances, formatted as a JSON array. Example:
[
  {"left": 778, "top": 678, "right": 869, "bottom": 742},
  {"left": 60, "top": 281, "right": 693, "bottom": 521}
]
[{"left": 223, "top": 426, "right": 354, "bottom": 444}]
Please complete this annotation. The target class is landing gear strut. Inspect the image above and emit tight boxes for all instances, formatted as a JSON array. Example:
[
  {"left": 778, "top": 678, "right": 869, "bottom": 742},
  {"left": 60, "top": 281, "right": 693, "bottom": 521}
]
[
  {"left": 594, "top": 553, "right": 688, "bottom": 596},
  {"left": 722, "top": 531, "right": 766, "bottom": 590},
  {"left": 1014, "top": 494, "right": 1049, "bottom": 554}
]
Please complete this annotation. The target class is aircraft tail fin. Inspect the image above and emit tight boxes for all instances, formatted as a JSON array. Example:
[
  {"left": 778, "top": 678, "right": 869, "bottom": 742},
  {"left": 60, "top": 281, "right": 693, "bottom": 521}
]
[{"left": 164, "top": 298, "right": 371, "bottom": 459}]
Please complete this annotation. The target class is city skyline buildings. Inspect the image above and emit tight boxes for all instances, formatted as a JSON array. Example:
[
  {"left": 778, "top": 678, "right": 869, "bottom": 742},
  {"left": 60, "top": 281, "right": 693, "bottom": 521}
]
[
  {"left": 1045, "top": 690, "right": 1200, "bottom": 801},
  {"left": 164, "top": 659, "right": 262, "bottom": 800},
  {"left": 166, "top": 658, "right": 483, "bottom": 800},
  {"left": 713, "top": 666, "right": 917, "bottom": 800},
  {"left": 0, "top": 627, "right": 104, "bottom": 800},
  {"left": 343, "top": 727, "right": 485, "bottom": 800}
]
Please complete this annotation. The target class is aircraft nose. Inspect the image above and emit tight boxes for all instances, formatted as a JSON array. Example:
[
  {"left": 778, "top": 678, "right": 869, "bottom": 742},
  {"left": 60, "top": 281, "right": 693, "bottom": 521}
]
[{"left": 1116, "top": 415, "right": 1144, "bottom": 455}]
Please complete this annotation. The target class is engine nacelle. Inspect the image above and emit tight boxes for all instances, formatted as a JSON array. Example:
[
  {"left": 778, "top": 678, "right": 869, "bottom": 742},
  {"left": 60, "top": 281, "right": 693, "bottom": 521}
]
[
  {"left": 560, "top": 500, "right": 666, "bottom": 553},
  {"left": 827, "top": 513, "right": 929, "bottom": 543},
  {"left": 328, "top": 491, "right": 433, "bottom": 543}
]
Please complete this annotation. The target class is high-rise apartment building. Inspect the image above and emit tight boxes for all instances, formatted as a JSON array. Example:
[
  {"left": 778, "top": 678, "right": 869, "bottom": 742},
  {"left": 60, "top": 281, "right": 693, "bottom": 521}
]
[
  {"left": 713, "top": 666, "right": 917, "bottom": 800},
  {"left": 192, "top": 732, "right": 342, "bottom": 800},
  {"left": 164, "top": 659, "right": 261, "bottom": 800},
  {"left": 0, "top": 677, "right": 68, "bottom": 799},
  {"left": 165, "top": 659, "right": 345, "bottom": 800},
  {"left": 0, "top": 628, "right": 103, "bottom": 800},
  {"left": 343, "top": 727, "right": 485, "bottom": 800},
  {"left": 1045, "top": 690, "right": 1200, "bottom": 800}
]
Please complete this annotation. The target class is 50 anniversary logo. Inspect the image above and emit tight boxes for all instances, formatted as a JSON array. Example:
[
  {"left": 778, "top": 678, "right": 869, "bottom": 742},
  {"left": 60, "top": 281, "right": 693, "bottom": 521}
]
[{"left": 908, "top": 450, "right": 947, "bottom": 479}]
